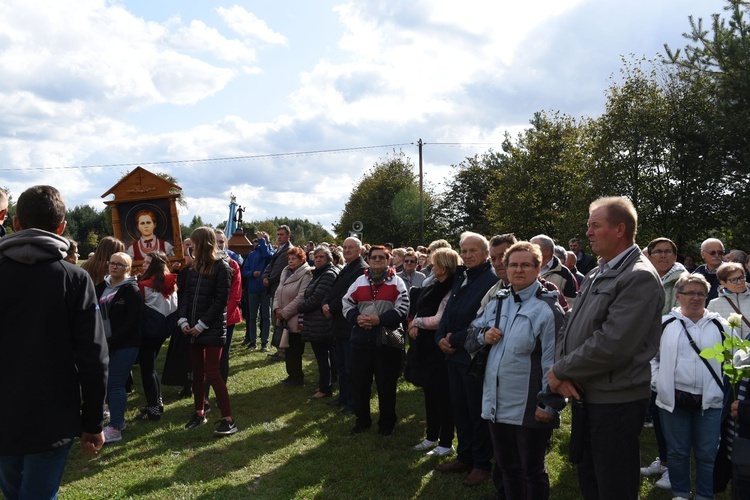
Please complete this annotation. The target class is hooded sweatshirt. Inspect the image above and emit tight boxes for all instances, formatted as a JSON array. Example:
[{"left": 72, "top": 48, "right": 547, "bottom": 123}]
[{"left": 0, "top": 228, "right": 108, "bottom": 454}]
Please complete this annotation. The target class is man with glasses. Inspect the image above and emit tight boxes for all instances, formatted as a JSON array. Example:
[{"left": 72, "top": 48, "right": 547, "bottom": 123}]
[
  {"left": 547, "top": 197, "right": 663, "bottom": 500},
  {"left": 0, "top": 185, "right": 108, "bottom": 499},
  {"left": 397, "top": 250, "right": 426, "bottom": 289},
  {"left": 694, "top": 238, "right": 725, "bottom": 305}
]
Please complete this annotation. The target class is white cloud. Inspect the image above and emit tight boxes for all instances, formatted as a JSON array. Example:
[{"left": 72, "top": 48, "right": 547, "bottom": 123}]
[{"left": 217, "top": 5, "right": 288, "bottom": 46}]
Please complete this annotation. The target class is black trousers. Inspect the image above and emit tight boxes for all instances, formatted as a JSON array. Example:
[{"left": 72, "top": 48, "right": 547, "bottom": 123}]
[
  {"left": 137, "top": 336, "right": 166, "bottom": 407},
  {"left": 310, "top": 340, "right": 336, "bottom": 394},
  {"left": 447, "top": 358, "right": 493, "bottom": 470},
  {"left": 423, "top": 362, "right": 453, "bottom": 447},
  {"left": 576, "top": 398, "right": 649, "bottom": 500},
  {"left": 285, "top": 331, "right": 305, "bottom": 382},
  {"left": 350, "top": 345, "right": 402, "bottom": 431}
]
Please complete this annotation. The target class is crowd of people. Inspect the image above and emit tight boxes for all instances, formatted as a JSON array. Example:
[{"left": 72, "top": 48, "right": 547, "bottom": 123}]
[{"left": 3, "top": 185, "right": 750, "bottom": 499}]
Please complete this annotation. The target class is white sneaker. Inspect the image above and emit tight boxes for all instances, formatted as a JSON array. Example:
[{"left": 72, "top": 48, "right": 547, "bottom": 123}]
[
  {"left": 640, "top": 458, "right": 667, "bottom": 476},
  {"left": 413, "top": 439, "right": 438, "bottom": 451},
  {"left": 655, "top": 470, "right": 671, "bottom": 489},
  {"left": 103, "top": 425, "right": 122, "bottom": 444},
  {"left": 426, "top": 445, "right": 455, "bottom": 457}
]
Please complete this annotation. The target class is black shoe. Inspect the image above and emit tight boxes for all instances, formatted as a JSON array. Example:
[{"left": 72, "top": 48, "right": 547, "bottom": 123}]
[
  {"left": 327, "top": 398, "right": 343, "bottom": 407},
  {"left": 378, "top": 427, "right": 394, "bottom": 437},
  {"left": 245, "top": 344, "right": 257, "bottom": 351},
  {"left": 213, "top": 418, "right": 238, "bottom": 436},
  {"left": 350, "top": 423, "right": 371, "bottom": 435},
  {"left": 135, "top": 406, "right": 162, "bottom": 421},
  {"left": 177, "top": 386, "right": 192, "bottom": 398},
  {"left": 283, "top": 379, "right": 303, "bottom": 387},
  {"left": 185, "top": 412, "right": 207, "bottom": 429},
  {"left": 340, "top": 407, "right": 355, "bottom": 415}
]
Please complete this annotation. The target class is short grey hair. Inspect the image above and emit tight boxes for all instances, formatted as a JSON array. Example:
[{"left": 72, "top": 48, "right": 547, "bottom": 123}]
[
  {"left": 531, "top": 234, "right": 555, "bottom": 252},
  {"left": 674, "top": 272, "right": 710, "bottom": 294},
  {"left": 344, "top": 236, "right": 362, "bottom": 249},
  {"left": 459, "top": 232, "right": 489, "bottom": 252},
  {"left": 554, "top": 245, "right": 567, "bottom": 262},
  {"left": 701, "top": 238, "right": 724, "bottom": 252},
  {"left": 0, "top": 188, "right": 7, "bottom": 210},
  {"left": 313, "top": 245, "right": 332, "bottom": 263}
]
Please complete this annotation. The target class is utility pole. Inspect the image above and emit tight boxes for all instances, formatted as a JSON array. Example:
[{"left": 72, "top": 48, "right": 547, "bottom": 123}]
[{"left": 418, "top": 138, "right": 424, "bottom": 246}]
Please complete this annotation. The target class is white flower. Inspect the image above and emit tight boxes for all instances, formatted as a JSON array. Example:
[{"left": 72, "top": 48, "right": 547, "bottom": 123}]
[
  {"left": 728, "top": 313, "right": 743, "bottom": 330},
  {"left": 733, "top": 349, "right": 750, "bottom": 370}
]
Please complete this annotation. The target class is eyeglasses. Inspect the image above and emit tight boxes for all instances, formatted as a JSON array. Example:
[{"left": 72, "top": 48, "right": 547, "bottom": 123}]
[
  {"left": 679, "top": 291, "right": 707, "bottom": 299},
  {"left": 108, "top": 262, "right": 129, "bottom": 269},
  {"left": 404, "top": 259, "right": 417, "bottom": 264},
  {"left": 369, "top": 255, "right": 388, "bottom": 261},
  {"left": 650, "top": 249, "right": 674, "bottom": 256},
  {"left": 703, "top": 250, "right": 725, "bottom": 257},
  {"left": 507, "top": 262, "right": 536, "bottom": 270},
  {"left": 728, "top": 276, "right": 746, "bottom": 284}
]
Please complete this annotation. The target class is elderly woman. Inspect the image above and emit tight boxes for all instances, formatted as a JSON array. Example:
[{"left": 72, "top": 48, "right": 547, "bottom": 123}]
[
  {"left": 273, "top": 246, "right": 313, "bottom": 386},
  {"left": 708, "top": 262, "right": 750, "bottom": 339},
  {"left": 641, "top": 237, "right": 687, "bottom": 485},
  {"left": 343, "top": 245, "right": 410, "bottom": 436},
  {"left": 465, "top": 241, "right": 564, "bottom": 499},
  {"left": 95, "top": 252, "right": 143, "bottom": 443},
  {"left": 407, "top": 248, "right": 460, "bottom": 457},
  {"left": 654, "top": 273, "right": 728, "bottom": 500},
  {"left": 298, "top": 246, "right": 340, "bottom": 398}
]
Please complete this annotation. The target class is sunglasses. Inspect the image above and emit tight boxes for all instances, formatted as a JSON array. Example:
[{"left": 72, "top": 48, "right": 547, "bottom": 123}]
[
  {"left": 704, "top": 250, "right": 725, "bottom": 256},
  {"left": 370, "top": 255, "right": 388, "bottom": 261}
]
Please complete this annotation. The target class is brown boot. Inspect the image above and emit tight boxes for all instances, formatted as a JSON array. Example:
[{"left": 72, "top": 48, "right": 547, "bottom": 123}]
[{"left": 463, "top": 468, "right": 491, "bottom": 486}]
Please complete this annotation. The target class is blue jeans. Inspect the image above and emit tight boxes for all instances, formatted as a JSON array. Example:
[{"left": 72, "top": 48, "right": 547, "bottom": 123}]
[
  {"left": 107, "top": 347, "right": 139, "bottom": 429},
  {"left": 0, "top": 442, "right": 72, "bottom": 500},
  {"left": 659, "top": 406, "right": 722, "bottom": 500},
  {"left": 246, "top": 291, "right": 270, "bottom": 347}
]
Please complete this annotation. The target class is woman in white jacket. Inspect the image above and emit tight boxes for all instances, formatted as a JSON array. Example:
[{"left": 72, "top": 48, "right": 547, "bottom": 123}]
[
  {"left": 708, "top": 262, "right": 750, "bottom": 339},
  {"left": 654, "top": 272, "right": 728, "bottom": 500}
]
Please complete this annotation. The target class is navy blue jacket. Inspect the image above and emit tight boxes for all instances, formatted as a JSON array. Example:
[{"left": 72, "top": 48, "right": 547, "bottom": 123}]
[{"left": 435, "top": 260, "right": 499, "bottom": 365}]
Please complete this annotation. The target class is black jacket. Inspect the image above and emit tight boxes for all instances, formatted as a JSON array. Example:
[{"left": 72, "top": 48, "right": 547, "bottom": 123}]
[
  {"left": 324, "top": 256, "right": 368, "bottom": 339},
  {"left": 299, "top": 263, "right": 339, "bottom": 342},
  {"left": 177, "top": 259, "right": 231, "bottom": 346},
  {"left": 261, "top": 241, "right": 292, "bottom": 297},
  {"left": 95, "top": 278, "right": 143, "bottom": 351},
  {"left": 0, "top": 229, "right": 108, "bottom": 454}
]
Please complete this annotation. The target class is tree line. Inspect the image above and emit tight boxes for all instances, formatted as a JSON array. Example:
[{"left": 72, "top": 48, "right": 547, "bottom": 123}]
[{"left": 334, "top": 0, "right": 750, "bottom": 258}]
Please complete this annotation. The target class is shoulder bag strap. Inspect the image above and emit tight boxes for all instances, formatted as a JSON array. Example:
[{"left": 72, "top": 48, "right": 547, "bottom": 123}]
[
  {"left": 678, "top": 318, "right": 724, "bottom": 391},
  {"left": 724, "top": 296, "right": 750, "bottom": 329}
]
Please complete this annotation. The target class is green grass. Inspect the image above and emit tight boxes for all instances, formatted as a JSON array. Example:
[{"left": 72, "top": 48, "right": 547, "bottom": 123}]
[{"left": 58, "top": 323, "right": 728, "bottom": 499}]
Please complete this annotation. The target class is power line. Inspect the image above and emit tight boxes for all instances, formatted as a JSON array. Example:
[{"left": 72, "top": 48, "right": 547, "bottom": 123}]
[
  {"left": 0, "top": 140, "right": 501, "bottom": 173},
  {"left": 0, "top": 143, "right": 414, "bottom": 173}
]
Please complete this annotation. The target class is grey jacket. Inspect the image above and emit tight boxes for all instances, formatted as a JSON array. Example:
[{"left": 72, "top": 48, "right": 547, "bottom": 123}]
[{"left": 553, "top": 245, "right": 664, "bottom": 404}]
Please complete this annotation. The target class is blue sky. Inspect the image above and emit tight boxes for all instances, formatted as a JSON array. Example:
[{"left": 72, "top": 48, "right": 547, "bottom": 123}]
[{"left": 0, "top": 0, "right": 721, "bottom": 233}]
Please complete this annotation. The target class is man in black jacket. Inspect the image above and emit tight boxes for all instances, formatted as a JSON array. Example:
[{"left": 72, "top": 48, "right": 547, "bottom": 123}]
[
  {"left": 322, "top": 237, "right": 368, "bottom": 414},
  {"left": 262, "top": 225, "right": 293, "bottom": 358},
  {"left": 0, "top": 185, "right": 108, "bottom": 499}
]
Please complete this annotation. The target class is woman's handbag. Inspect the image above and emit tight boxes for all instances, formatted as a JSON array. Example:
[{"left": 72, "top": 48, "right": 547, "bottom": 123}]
[{"left": 279, "top": 327, "right": 290, "bottom": 349}]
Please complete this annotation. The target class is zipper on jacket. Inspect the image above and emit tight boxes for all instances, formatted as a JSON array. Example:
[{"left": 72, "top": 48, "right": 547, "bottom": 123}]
[{"left": 190, "top": 272, "right": 203, "bottom": 343}]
